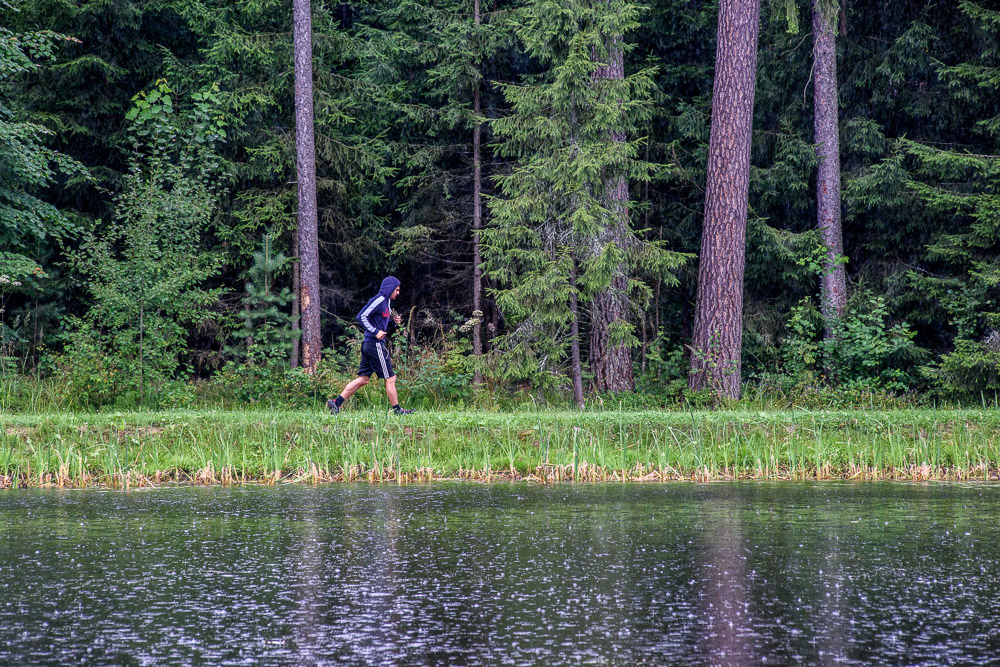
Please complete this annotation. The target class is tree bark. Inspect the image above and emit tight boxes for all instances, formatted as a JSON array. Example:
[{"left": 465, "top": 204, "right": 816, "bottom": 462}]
[
  {"left": 569, "top": 263, "right": 585, "bottom": 409},
  {"left": 589, "top": 34, "right": 635, "bottom": 393},
  {"left": 813, "top": 0, "right": 847, "bottom": 332},
  {"left": 472, "top": 0, "right": 484, "bottom": 386},
  {"left": 689, "top": 0, "right": 761, "bottom": 400},
  {"left": 290, "top": 234, "right": 301, "bottom": 369},
  {"left": 294, "top": 0, "right": 321, "bottom": 374}
]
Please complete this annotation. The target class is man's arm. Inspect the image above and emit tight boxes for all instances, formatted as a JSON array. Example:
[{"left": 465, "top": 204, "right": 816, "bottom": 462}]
[{"left": 358, "top": 295, "right": 385, "bottom": 335}]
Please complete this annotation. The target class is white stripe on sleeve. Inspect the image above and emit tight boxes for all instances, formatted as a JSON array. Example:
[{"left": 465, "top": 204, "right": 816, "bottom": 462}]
[{"left": 360, "top": 295, "right": 385, "bottom": 333}]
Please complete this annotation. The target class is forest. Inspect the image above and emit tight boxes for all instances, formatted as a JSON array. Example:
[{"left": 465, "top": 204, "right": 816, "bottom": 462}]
[{"left": 2, "top": 0, "right": 1000, "bottom": 411}]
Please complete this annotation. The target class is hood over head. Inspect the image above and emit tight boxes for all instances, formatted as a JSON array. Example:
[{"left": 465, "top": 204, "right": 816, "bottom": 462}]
[{"left": 379, "top": 276, "right": 401, "bottom": 299}]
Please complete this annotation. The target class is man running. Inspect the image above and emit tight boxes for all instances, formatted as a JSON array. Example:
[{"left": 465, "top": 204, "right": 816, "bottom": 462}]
[{"left": 327, "top": 276, "right": 414, "bottom": 415}]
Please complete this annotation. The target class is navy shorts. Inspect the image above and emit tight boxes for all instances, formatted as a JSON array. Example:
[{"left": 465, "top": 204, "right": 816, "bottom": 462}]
[{"left": 358, "top": 339, "right": 395, "bottom": 379}]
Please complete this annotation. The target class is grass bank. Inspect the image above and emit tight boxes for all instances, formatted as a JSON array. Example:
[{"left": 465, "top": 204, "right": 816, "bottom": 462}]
[{"left": 2, "top": 408, "right": 999, "bottom": 488}]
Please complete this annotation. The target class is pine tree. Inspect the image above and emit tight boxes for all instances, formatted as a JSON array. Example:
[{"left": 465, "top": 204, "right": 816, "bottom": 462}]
[
  {"left": 689, "top": 0, "right": 762, "bottom": 400},
  {"left": 812, "top": 0, "right": 847, "bottom": 332},
  {"left": 293, "top": 0, "right": 321, "bottom": 374},
  {"left": 472, "top": 0, "right": 485, "bottom": 385},
  {"left": 166, "top": 0, "right": 394, "bottom": 369},
  {"left": 637, "top": 0, "right": 822, "bottom": 384}
]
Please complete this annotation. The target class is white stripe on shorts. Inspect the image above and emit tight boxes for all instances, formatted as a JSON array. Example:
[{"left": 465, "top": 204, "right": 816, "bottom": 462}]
[{"left": 376, "top": 341, "right": 390, "bottom": 377}]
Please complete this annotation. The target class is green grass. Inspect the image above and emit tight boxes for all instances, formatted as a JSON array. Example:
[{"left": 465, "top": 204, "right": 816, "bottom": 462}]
[{"left": 1, "top": 407, "right": 999, "bottom": 488}]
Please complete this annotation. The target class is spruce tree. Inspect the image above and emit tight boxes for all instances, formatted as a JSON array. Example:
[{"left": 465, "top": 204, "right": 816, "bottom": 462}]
[
  {"left": 230, "top": 235, "right": 298, "bottom": 364},
  {"left": 349, "top": 0, "right": 512, "bottom": 351},
  {"left": 0, "top": 27, "right": 85, "bottom": 282},
  {"left": 485, "top": 0, "right": 685, "bottom": 398},
  {"left": 589, "top": 21, "right": 635, "bottom": 393},
  {"left": 903, "top": 1, "right": 1000, "bottom": 397}
]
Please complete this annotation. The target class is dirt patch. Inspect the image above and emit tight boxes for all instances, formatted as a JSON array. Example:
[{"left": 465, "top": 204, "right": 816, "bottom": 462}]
[
  {"left": 103, "top": 425, "right": 167, "bottom": 439},
  {"left": 2, "top": 426, "right": 35, "bottom": 439}
]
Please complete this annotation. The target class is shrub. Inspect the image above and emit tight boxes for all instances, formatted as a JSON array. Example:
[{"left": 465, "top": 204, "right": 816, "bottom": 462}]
[
  {"left": 923, "top": 337, "right": 1000, "bottom": 403},
  {"left": 64, "top": 81, "right": 225, "bottom": 407},
  {"left": 778, "top": 291, "right": 922, "bottom": 392}
]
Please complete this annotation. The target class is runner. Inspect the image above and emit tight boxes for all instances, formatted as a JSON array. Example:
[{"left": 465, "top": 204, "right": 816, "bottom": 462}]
[{"left": 327, "top": 276, "right": 414, "bottom": 415}]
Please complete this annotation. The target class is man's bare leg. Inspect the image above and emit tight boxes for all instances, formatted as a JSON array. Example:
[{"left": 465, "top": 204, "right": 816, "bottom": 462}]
[
  {"left": 385, "top": 376, "right": 398, "bottom": 406},
  {"left": 340, "top": 375, "right": 370, "bottom": 400},
  {"left": 327, "top": 375, "right": 370, "bottom": 414}
]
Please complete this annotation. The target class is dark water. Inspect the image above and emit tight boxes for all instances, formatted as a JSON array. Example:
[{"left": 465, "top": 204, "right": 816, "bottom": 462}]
[{"left": 2, "top": 483, "right": 1000, "bottom": 666}]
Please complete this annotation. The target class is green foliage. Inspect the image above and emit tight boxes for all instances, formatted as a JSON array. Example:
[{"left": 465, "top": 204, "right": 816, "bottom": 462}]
[
  {"left": 213, "top": 355, "right": 317, "bottom": 407},
  {"left": 0, "top": 26, "right": 87, "bottom": 282},
  {"left": 227, "top": 234, "right": 297, "bottom": 361},
  {"left": 779, "top": 291, "right": 920, "bottom": 392},
  {"left": 898, "top": 2, "right": 1000, "bottom": 400},
  {"left": 824, "top": 292, "right": 920, "bottom": 391},
  {"left": 214, "top": 233, "right": 304, "bottom": 406},
  {"left": 743, "top": 374, "right": 921, "bottom": 410},
  {"left": 400, "top": 346, "right": 475, "bottom": 408},
  {"left": 484, "top": 0, "right": 687, "bottom": 384},
  {"left": 924, "top": 337, "right": 1000, "bottom": 402},
  {"left": 637, "top": 332, "right": 686, "bottom": 385},
  {"left": 780, "top": 298, "right": 823, "bottom": 380},
  {"left": 63, "top": 81, "right": 226, "bottom": 407}
]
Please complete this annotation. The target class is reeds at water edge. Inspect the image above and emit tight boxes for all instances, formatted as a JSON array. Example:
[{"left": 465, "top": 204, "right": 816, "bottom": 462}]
[{"left": 2, "top": 408, "right": 1000, "bottom": 488}]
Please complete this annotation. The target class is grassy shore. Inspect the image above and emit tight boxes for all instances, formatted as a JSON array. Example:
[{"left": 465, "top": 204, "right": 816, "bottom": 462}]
[{"left": 2, "top": 407, "right": 1000, "bottom": 488}]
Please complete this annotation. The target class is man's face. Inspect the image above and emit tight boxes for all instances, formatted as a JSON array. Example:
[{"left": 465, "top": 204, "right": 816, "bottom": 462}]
[{"left": 391, "top": 285, "right": 401, "bottom": 300}]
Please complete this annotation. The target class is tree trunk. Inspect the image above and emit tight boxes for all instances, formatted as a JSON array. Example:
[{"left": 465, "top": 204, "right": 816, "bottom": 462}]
[
  {"left": 339, "top": 2, "right": 352, "bottom": 30},
  {"left": 813, "top": 0, "right": 847, "bottom": 332},
  {"left": 689, "top": 0, "right": 761, "bottom": 401},
  {"left": 589, "top": 34, "right": 635, "bottom": 393},
  {"left": 294, "top": 0, "right": 321, "bottom": 374},
  {"left": 569, "top": 263, "right": 585, "bottom": 409},
  {"left": 472, "top": 0, "right": 484, "bottom": 386},
  {"left": 290, "top": 234, "right": 301, "bottom": 369}
]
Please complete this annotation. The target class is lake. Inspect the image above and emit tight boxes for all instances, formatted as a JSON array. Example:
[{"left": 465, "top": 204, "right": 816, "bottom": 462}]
[{"left": 2, "top": 483, "right": 999, "bottom": 665}]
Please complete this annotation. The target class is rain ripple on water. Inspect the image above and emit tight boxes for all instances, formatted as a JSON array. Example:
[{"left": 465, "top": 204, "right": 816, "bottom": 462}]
[{"left": 2, "top": 483, "right": 1000, "bottom": 665}]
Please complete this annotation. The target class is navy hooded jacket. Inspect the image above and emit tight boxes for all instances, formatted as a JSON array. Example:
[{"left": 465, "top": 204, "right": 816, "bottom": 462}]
[{"left": 357, "top": 276, "right": 400, "bottom": 341}]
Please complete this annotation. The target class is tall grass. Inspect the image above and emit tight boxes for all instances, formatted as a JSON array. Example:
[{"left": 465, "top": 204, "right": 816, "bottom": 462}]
[{"left": 1, "top": 407, "right": 1000, "bottom": 488}]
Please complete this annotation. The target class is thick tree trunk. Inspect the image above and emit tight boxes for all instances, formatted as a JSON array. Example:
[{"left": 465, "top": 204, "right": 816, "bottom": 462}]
[
  {"left": 689, "top": 0, "right": 761, "bottom": 400},
  {"left": 472, "top": 0, "right": 484, "bottom": 386},
  {"left": 569, "top": 264, "right": 585, "bottom": 409},
  {"left": 290, "top": 235, "right": 301, "bottom": 369},
  {"left": 589, "top": 35, "right": 635, "bottom": 393},
  {"left": 813, "top": 0, "right": 847, "bottom": 331},
  {"left": 294, "top": 0, "right": 321, "bottom": 374}
]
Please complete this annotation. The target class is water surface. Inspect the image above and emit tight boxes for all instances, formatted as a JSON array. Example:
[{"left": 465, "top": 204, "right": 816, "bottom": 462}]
[{"left": 2, "top": 483, "right": 999, "bottom": 665}]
